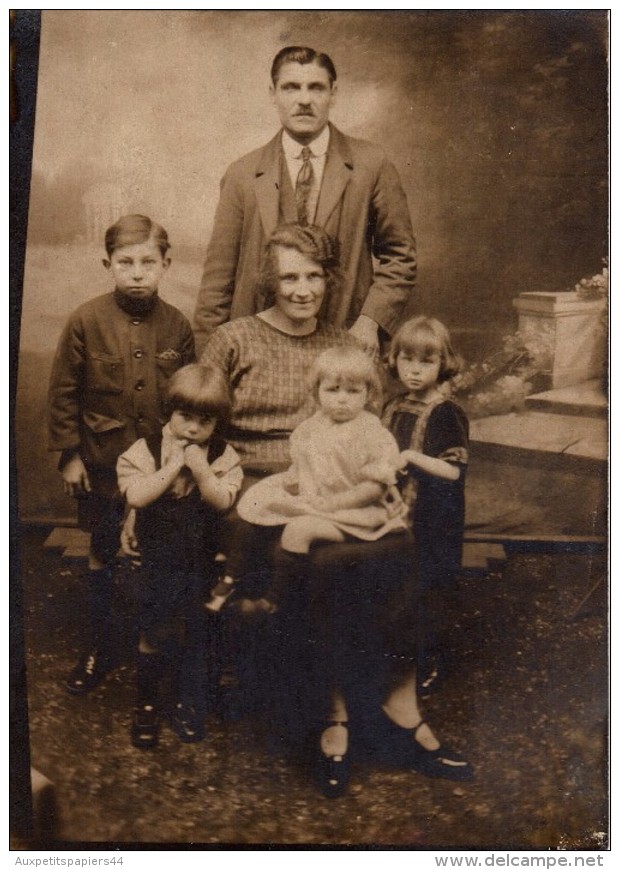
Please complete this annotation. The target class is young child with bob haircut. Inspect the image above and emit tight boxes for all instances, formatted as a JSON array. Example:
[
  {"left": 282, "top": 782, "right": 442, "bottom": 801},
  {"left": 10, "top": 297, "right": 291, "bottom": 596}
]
[
  {"left": 48, "top": 214, "right": 195, "bottom": 696},
  {"left": 116, "top": 363, "right": 243, "bottom": 748},
  {"left": 382, "top": 315, "right": 469, "bottom": 696}
]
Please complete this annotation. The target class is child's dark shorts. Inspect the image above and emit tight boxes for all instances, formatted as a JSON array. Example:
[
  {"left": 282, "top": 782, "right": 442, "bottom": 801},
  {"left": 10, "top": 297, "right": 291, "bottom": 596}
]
[{"left": 77, "top": 468, "right": 124, "bottom": 564}]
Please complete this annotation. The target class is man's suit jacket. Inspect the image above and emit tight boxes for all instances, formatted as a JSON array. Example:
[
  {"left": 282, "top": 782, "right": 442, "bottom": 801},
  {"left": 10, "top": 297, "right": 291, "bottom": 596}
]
[{"left": 193, "top": 123, "right": 416, "bottom": 354}]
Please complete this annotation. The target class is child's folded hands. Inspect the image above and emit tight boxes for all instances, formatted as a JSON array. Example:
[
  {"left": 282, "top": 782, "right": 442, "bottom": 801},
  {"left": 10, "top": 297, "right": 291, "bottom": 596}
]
[
  {"left": 167, "top": 438, "right": 188, "bottom": 468},
  {"left": 184, "top": 442, "right": 208, "bottom": 472}
]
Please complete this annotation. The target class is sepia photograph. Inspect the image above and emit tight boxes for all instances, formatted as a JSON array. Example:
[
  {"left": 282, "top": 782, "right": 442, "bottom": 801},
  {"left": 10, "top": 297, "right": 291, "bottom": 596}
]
[{"left": 11, "top": 8, "right": 608, "bottom": 850}]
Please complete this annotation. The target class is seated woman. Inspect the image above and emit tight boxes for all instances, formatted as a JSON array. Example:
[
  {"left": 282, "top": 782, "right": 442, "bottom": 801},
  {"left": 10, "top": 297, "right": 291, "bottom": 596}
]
[{"left": 199, "top": 223, "right": 472, "bottom": 796}]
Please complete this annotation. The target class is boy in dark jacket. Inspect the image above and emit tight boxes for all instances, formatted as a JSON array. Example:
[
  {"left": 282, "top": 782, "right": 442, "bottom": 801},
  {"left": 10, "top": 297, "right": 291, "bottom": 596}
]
[{"left": 48, "top": 214, "right": 195, "bottom": 695}]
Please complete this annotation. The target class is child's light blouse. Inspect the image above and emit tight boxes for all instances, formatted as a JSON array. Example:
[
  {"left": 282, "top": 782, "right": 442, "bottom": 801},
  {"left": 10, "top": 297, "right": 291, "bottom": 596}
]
[{"left": 117, "top": 423, "right": 243, "bottom": 510}]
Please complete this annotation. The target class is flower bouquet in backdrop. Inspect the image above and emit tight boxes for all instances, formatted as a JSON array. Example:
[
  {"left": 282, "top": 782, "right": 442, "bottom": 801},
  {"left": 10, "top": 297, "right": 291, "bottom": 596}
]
[
  {"left": 573, "top": 260, "right": 608, "bottom": 303},
  {"left": 451, "top": 261, "right": 608, "bottom": 418},
  {"left": 573, "top": 260, "right": 609, "bottom": 395},
  {"left": 450, "top": 328, "right": 554, "bottom": 419}
]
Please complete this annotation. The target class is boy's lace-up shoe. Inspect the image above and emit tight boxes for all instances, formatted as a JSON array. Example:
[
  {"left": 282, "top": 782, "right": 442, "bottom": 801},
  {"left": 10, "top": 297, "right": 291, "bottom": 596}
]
[{"left": 65, "top": 651, "right": 111, "bottom": 695}]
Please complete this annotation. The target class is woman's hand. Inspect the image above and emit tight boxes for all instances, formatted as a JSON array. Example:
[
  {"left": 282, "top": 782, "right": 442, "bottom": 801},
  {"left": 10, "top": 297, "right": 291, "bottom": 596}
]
[{"left": 61, "top": 454, "right": 91, "bottom": 497}]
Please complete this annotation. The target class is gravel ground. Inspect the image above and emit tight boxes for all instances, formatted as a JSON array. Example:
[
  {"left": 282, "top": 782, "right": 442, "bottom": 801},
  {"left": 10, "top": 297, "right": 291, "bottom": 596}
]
[{"left": 14, "top": 527, "right": 608, "bottom": 849}]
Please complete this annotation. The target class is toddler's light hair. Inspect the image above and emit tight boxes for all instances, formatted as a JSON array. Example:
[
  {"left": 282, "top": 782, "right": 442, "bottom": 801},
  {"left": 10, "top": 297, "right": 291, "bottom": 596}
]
[
  {"left": 388, "top": 316, "right": 461, "bottom": 384},
  {"left": 310, "top": 345, "right": 383, "bottom": 410}
]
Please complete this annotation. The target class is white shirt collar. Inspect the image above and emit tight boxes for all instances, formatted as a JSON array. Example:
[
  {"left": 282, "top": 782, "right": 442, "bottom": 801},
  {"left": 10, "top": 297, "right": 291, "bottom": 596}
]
[{"left": 281, "top": 124, "right": 330, "bottom": 159}]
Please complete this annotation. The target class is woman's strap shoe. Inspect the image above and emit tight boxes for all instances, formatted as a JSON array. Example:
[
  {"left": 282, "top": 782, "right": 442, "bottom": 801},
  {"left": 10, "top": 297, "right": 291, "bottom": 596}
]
[
  {"left": 363, "top": 710, "right": 473, "bottom": 781},
  {"left": 409, "top": 721, "right": 473, "bottom": 781}
]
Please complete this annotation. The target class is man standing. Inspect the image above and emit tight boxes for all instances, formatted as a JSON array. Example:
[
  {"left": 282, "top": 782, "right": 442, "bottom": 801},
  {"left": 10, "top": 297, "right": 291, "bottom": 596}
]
[{"left": 193, "top": 46, "right": 416, "bottom": 356}]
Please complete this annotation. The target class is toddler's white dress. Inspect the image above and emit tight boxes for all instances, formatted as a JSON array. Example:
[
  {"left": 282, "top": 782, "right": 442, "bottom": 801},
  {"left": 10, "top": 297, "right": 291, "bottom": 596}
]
[{"left": 237, "top": 410, "right": 408, "bottom": 540}]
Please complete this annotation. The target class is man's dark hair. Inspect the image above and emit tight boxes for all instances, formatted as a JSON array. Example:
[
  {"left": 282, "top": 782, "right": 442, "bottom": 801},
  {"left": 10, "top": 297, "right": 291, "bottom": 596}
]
[{"left": 270, "top": 46, "right": 337, "bottom": 86}]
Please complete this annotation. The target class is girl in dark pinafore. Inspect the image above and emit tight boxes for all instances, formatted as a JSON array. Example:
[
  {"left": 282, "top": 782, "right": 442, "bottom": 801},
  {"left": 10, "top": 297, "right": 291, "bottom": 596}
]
[{"left": 382, "top": 316, "right": 469, "bottom": 697}]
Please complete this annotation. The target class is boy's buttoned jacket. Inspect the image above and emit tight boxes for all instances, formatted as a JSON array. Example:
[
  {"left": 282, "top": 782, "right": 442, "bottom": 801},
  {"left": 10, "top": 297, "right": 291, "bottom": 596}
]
[
  {"left": 48, "top": 292, "right": 195, "bottom": 472},
  {"left": 193, "top": 123, "right": 417, "bottom": 354}
]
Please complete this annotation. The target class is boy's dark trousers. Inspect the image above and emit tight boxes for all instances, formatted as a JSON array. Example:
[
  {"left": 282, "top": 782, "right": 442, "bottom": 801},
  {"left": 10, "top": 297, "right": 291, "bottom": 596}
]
[
  {"left": 136, "top": 572, "right": 213, "bottom": 714},
  {"left": 83, "top": 566, "right": 116, "bottom": 661}
]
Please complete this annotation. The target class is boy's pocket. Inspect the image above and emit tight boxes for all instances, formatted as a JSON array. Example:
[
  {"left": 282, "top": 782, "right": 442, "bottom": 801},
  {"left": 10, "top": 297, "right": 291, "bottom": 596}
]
[
  {"left": 86, "top": 351, "right": 124, "bottom": 393},
  {"left": 82, "top": 410, "right": 125, "bottom": 434}
]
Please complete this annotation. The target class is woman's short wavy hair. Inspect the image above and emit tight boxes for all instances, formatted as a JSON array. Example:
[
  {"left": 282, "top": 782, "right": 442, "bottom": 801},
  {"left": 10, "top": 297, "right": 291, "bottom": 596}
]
[{"left": 256, "top": 223, "right": 344, "bottom": 318}]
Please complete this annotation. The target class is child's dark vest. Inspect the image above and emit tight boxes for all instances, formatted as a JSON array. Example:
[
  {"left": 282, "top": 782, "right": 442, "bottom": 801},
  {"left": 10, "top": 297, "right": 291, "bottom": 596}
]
[{"left": 135, "top": 432, "right": 226, "bottom": 577}]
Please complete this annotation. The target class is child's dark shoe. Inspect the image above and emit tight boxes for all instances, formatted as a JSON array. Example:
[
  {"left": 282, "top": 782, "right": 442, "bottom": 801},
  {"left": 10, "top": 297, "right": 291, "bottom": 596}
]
[
  {"left": 416, "top": 651, "right": 445, "bottom": 699},
  {"left": 169, "top": 703, "right": 206, "bottom": 743},
  {"left": 130, "top": 704, "right": 160, "bottom": 749},
  {"left": 65, "top": 651, "right": 111, "bottom": 695},
  {"left": 315, "top": 721, "right": 351, "bottom": 798},
  {"left": 230, "top": 597, "right": 278, "bottom": 619},
  {"left": 204, "top": 576, "right": 237, "bottom": 612}
]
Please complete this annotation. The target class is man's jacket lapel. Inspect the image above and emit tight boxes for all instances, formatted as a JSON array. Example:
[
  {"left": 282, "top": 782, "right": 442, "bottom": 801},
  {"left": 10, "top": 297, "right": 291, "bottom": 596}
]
[
  {"left": 314, "top": 124, "right": 354, "bottom": 226},
  {"left": 253, "top": 132, "right": 281, "bottom": 239}
]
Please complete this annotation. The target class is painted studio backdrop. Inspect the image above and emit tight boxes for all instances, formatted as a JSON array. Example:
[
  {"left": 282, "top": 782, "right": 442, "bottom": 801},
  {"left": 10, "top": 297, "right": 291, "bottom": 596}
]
[{"left": 16, "top": 10, "right": 607, "bottom": 524}]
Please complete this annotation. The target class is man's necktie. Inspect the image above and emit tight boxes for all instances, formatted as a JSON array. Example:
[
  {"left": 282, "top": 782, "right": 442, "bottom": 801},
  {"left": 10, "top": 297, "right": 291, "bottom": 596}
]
[{"left": 295, "top": 146, "right": 314, "bottom": 225}]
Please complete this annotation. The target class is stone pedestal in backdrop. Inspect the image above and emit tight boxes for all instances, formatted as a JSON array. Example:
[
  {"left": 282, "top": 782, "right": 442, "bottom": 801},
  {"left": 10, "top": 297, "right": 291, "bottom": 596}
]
[{"left": 513, "top": 291, "right": 606, "bottom": 390}]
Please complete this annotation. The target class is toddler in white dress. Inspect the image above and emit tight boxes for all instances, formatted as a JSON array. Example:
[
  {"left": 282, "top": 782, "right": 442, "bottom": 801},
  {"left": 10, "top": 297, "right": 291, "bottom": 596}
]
[{"left": 233, "top": 345, "right": 408, "bottom": 615}]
